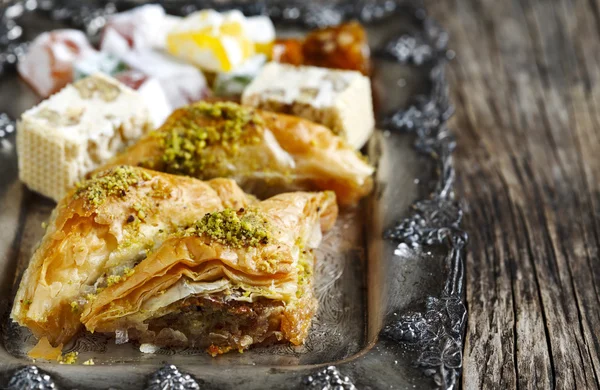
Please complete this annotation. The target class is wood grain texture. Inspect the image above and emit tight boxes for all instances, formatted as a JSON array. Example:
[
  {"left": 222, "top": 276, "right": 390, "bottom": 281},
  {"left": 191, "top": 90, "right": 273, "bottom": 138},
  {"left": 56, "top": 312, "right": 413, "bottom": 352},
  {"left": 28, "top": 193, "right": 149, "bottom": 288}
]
[{"left": 426, "top": 0, "right": 600, "bottom": 388}]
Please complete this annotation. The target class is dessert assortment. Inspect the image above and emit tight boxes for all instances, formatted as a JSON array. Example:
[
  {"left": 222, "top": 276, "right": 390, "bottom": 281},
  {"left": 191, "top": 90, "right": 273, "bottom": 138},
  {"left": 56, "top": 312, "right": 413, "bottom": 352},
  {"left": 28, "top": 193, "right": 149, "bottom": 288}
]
[{"left": 11, "top": 4, "right": 376, "bottom": 359}]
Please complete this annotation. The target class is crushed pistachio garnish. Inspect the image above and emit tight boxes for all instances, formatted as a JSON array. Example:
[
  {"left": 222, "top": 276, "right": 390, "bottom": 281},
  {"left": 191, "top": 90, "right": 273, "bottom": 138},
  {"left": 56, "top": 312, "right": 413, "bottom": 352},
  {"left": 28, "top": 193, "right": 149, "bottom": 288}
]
[
  {"left": 59, "top": 351, "right": 78, "bottom": 365},
  {"left": 70, "top": 301, "right": 79, "bottom": 313},
  {"left": 183, "top": 208, "right": 271, "bottom": 248},
  {"left": 154, "top": 102, "right": 264, "bottom": 176},
  {"left": 106, "top": 267, "right": 135, "bottom": 287},
  {"left": 83, "top": 359, "right": 95, "bottom": 365},
  {"left": 123, "top": 267, "right": 135, "bottom": 278},
  {"left": 85, "top": 293, "right": 97, "bottom": 303},
  {"left": 74, "top": 166, "right": 147, "bottom": 207},
  {"left": 106, "top": 275, "right": 122, "bottom": 287}
]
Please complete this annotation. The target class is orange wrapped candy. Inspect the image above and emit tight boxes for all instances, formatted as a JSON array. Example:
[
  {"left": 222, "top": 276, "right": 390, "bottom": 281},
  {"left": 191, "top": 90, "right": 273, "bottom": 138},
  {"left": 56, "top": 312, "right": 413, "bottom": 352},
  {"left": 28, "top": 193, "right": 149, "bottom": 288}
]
[
  {"left": 303, "top": 21, "right": 370, "bottom": 75},
  {"left": 272, "top": 38, "right": 304, "bottom": 66},
  {"left": 273, "top": 22, "right": 370, "bottom": 75}
]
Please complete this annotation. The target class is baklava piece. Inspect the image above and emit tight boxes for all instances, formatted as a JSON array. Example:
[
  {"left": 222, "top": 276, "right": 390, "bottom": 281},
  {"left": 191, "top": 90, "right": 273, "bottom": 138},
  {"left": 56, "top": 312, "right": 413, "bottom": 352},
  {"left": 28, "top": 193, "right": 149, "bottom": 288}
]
[
  {"left": 11, "top": 166, "right": 255, "bottom": 346},
  {"left": 102, "top": 101, "right": 374, "bottom": 206},
  {"left": 81, "top": 191, "right": 338, "bottom": 354}
]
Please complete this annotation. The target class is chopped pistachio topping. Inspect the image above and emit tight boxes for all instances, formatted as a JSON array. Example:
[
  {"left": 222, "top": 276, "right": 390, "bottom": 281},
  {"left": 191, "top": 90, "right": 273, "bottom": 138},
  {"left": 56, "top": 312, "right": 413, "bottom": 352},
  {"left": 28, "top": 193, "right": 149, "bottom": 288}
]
[
  {"left": 183, "top": 208, "right": 271, "bottom": 248},
  {"left": 83, "top": 359, "right": 95, "bottom": 365},
  {"left": 74, "top": 166, "right": 147, "bottom": 207},
  {"left": 106, "top": 267, "right": 135, "bottom": 287},
  {"left": 106, "top": 275, "right": 122, "bottom": 287},
  {"left": 70, "top": 301, "right": 80, "bottom": 313},
  {"left": 155, "top": 102, "right": 263, "bottom": 176},
  {"left": 59, "top": 351, "right": 78, "bottom": 365}
]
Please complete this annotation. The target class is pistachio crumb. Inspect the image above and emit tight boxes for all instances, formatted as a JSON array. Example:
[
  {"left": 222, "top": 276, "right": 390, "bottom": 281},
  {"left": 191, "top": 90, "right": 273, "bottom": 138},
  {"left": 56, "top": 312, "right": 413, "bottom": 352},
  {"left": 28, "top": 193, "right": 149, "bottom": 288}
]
[
  {"left": 74, "top": 166, "right": 145, "bottom": 207},
  {"left": 156, "top": 102, "right": 263, "bottom": 176},
  {"left": 59, "top": 351, "right": 78, "bottom": 365},
  {"left": 83, "top": 359, "right": 95, "bottom": 365},
  {"left": 182, "top": 208, "right": 271, "bottom": 248}
]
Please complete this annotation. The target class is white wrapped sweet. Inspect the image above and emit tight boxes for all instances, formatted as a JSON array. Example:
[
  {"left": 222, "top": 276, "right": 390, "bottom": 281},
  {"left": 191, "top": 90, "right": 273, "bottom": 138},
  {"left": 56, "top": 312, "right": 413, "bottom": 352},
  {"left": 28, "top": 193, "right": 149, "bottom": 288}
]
[
  {"left": 18, "top": 30, "right": 96, "bottom": 97},
  {"left": 166, "top": 10, "right": 275, "bottom": 73},
  {"left": 102, "top": 30, "right": 209, "bottom": 108},
  {"left": 101, "top": 4, "right": 180, "bottom": 50}
]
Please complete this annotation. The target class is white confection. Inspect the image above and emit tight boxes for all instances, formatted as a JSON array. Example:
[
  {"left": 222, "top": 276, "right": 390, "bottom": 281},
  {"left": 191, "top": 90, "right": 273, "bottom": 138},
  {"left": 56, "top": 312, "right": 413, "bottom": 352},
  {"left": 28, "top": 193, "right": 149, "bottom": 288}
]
[
  {"left": 166, "top": 9, "right": 260, "bottom": 73},
  {"left": 17, "top": 29, "right": 97, "bottom": 97},
  {"left": 102, "top": 4, "right": 179, "bottom": 50},
  {"left": 242, "top": 63, "right": 375, "bottom": 149},
  {"left": 102, "top": 30, "right": 208, "bottom": 109},
  {"left": 245, "top": 16, "right": 276, "bottom": 45},
  {"left": 17, "top": 73, "right": 153, "bottom": 201}
]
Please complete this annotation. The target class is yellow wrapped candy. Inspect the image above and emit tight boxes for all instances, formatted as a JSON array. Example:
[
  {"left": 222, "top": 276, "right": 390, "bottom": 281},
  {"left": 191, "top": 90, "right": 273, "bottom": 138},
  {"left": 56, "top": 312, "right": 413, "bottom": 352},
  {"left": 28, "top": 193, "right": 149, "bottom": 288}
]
[{"left": 166, "top": 10, "right": 274, "bottom": 73}]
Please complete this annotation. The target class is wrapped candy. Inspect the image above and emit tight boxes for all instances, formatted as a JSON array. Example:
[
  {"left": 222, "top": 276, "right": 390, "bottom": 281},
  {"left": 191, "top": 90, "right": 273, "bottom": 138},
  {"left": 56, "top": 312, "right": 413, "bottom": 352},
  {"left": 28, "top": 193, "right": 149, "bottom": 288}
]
[
  {"left": 273, "top": 22, "right": 371, "bottom": 75},
  {"left": 17, "top": 30, "right": 96, "bottom": 97},
  {"left": 166, "top": 10, "right": 275, "bottom": 73},
  {"left": 114, "top": 70, "right": 172, "bottom": 127},
  {"left": 245, "top": 16, "right": 276, "bottom": 57},
  {"left": 302, "top": 21, "right": 370, "bottom": 75},
  {"left": 100, "top": 4, "right": 180, "bottom": 51},
  {"left": 102, "top": 28, "right": 210, "bottom": 108},
  {"left": 272, "top": 38, "right": 304, "bottom": 66}
]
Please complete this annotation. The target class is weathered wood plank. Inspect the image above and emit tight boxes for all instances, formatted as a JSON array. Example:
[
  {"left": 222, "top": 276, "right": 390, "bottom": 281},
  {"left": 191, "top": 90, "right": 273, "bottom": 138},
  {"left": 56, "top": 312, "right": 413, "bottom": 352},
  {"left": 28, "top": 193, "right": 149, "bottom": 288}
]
[{"left": 427, "top": 0, "right": 600, "bottom": 388}]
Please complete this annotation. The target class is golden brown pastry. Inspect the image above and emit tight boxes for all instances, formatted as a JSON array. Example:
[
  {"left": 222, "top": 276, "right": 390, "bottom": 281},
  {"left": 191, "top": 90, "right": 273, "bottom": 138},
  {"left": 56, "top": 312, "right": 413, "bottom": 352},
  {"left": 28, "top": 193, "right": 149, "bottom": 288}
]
[
  {"left": 100, "top": 102, "right": 374, "bottom": 206},
  {"left": 80, "top": 191, "right": 337, "bottom": 354},
  {"left": 11, "top": 166, "right": 256, "bottom": 346}
]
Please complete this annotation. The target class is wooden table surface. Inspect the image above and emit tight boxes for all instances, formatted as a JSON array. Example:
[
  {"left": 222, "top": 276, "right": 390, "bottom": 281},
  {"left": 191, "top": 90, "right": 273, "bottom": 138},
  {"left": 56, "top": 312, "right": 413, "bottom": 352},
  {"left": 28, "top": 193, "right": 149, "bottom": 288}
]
[{"left": 427, "top": 0, "right": 600, "bottom": 388}]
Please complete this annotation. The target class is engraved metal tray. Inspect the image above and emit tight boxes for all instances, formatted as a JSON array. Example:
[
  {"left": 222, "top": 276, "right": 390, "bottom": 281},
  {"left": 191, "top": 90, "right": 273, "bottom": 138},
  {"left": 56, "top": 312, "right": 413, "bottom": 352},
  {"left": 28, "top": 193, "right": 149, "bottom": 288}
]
[{"left": 0, "top": 1, "right": 466, "bottom": 389}]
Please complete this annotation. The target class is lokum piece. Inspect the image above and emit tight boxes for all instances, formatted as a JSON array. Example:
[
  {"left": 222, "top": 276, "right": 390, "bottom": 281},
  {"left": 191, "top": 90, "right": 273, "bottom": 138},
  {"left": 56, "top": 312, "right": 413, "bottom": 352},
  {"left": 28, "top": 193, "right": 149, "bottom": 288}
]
[
  {"left": 166, "top": 10, "right": 255, "bottom": 73},
  {"left": 302, "top": 21, "right": 371, "bottom": 75},
  {"left": 100, "top": 4, "right": 180, "bottom": 51},
  {"left": 17, "top": 30, "right": 96, "bottom": 97},
  {"left": 102, "top": 30, "right": 209, "bottom": 108},
  {"left": 272, "top": 38, "right": 304, "bottom": 65},
  {"left": 273, "top": 22, "right": 371, "bottom": 75}
]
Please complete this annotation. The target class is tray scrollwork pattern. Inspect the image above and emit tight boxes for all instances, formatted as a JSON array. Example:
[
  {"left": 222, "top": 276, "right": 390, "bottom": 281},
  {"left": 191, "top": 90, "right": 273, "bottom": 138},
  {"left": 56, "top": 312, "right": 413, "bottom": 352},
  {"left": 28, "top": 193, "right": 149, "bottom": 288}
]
[{"left": 0, "top": 1, "right": 466, "bottom": 389}]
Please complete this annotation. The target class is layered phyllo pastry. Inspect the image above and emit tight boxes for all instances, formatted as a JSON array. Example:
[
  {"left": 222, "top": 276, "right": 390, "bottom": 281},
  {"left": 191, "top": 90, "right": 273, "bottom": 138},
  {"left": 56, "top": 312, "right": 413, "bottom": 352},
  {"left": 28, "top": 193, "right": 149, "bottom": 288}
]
[
  {"left": 101, "top": 101, "right": 374, "bottom": 206},
  {"left": 81, "top": 190, "right": 337, "bottom": 354},
  {"left": 12, "top": 165, "right": 337, "bottom": 355},
  {"left": 11, "top": 166, "right": 255, "bottom": 346}
]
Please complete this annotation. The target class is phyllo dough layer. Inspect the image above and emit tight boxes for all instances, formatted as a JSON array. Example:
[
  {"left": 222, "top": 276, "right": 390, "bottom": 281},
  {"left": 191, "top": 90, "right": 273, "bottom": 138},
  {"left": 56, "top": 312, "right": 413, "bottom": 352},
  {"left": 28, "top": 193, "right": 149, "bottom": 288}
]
[
  {"left": 101, "top": 101, "right": 373, "bottom": 206},
  {"left": 11, "top": 166, "right": 255, "bottom": 346},
  {"left": 80, "top": 191, "right": 338, "bottom": 354}
]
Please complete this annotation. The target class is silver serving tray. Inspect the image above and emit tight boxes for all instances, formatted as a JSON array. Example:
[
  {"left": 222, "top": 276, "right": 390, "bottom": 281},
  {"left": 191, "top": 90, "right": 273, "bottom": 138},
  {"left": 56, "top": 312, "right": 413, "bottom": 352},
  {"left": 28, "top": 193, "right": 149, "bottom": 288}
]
[{"left": 0, "top": 2, "right": 466, "bottom": 389}]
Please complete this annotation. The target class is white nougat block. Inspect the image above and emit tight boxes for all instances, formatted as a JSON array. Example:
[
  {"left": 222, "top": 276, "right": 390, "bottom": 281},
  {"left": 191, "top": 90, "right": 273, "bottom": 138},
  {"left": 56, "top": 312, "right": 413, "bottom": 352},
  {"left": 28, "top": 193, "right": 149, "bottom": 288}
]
[
  {"left": 241, "top": 62, "right": 375, "bottom": 149},
  {"left": 17, "top": 73, "right": 153, "bottom": 201}
]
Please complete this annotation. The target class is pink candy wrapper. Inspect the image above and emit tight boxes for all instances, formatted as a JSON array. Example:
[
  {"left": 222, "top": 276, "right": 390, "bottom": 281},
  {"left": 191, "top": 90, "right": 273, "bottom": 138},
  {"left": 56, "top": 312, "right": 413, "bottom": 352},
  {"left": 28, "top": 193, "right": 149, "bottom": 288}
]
[
  {"left": 17, "top": 29, "right": 96, "bottom": 97},
  {"left": 101, "top": 4, "right": 179, "bottom": 51}
]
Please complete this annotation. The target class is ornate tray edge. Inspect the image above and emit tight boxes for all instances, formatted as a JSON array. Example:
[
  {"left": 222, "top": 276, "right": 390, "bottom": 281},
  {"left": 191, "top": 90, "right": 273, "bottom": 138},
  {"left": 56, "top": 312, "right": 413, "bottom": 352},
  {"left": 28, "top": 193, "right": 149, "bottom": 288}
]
[{"left": 0, "top": 1, "right": 466, "bottom": 389}]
